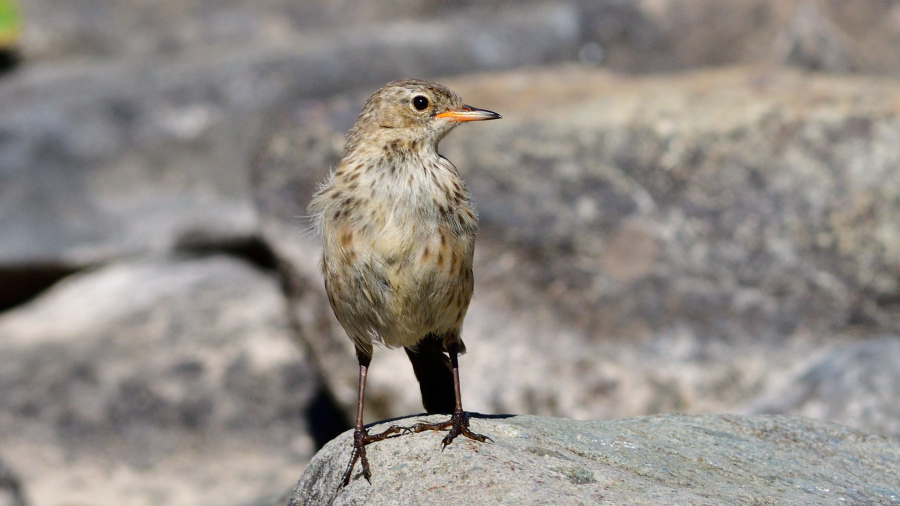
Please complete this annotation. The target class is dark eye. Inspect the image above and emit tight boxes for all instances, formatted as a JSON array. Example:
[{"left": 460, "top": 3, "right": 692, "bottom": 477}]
[{"left": 412, "top": 96, "right": 429, "bottom": 111}]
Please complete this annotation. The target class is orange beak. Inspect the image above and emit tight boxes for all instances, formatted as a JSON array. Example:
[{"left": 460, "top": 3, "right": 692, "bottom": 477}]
[{"left": 435, "top": 105, "right": 501, "bottom": 122}]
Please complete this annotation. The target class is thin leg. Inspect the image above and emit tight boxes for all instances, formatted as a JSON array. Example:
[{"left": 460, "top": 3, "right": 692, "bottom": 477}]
[
  {"left": 339, "top": 349, "right": 405, "bottom": 488},
  {"left": 409, "top": 342, "right": 490, "bottom": 448}
]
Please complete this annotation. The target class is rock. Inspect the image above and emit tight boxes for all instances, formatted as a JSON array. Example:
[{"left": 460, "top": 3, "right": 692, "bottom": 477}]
[
  {"left": 745, "top": 336, "right": 900, "bottom": 438},
  {"left": 445, "top": 65, "right": 900, "bottom": 342},
  {"left": 254, "top": 65, "right": 900, "bottom": 431},
  {"left": 580, "top": 0, "right": 900, "bottom": 75},
  {"left": 0, "top": 456, "right": 27, "bottom": 506},
  {"left": 0, "top": 1, "right": 581, "bottom": 307},
  {"left": 17, "top": 0, "right": 579, "bottom": 63},
  {"left": 0, "top": 53, "right": 266, "bottom": 270},
  {"left": 7, "top": 0, "right": 900, "bottom": 504},
  {"left": 290, "top": 413, "right": 900, "bottom": 505},
  {"left": 19, "top": 0, "right": 900, "bottom": 76},
  {"left": 0, "top": 255, "right": 319, "bottom": 506},
  {"left": 450, "top": 65, "right": 900, "bottom": 426}
]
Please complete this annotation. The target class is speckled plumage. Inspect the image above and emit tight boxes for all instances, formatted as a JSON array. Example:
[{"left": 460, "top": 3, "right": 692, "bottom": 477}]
[
  {"left": 309, "top": 80, "right": 481, "bottom": 353},
  {"left": 308, "top": 79, "right": 500, "bottom": 488}
]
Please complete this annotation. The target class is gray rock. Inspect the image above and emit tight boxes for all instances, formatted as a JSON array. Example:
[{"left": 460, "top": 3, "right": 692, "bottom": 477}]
[
  {"left": 254, "top": 65, "right": 900, "bottom": 431},
  {"left": 291, "top": 414, "right": 900, "bottom": 505},
  {"left": 444, "top": 66, "right": 900, "bottom": 343},
  {"left": 580, "top": 0, "right": 900, "bottom": 75},
  {"left": 746, "top": 336, "right": 900, "bottom": 438},
  {"left": 0, "top": 1, "right": 581, "bottom": 307},
  {"left": 19, "top": 0, "right": 900, "bottom": 76},
  {"left": 6, "top": 1, "right": 900, "bottom": 295},
  {"left": 0, "top": 53, "right": 267, "bottom": 270},
  {"left": 18, "top": 0, "right": 574, "bottom": 62},
  {"left": 0, "top": 255, "right": 317, "bottom": 506}
]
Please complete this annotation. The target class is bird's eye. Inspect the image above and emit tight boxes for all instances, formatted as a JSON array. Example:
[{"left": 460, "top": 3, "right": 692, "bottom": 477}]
[{"left": 412, "top": 96, "right": 429, "bottom": 111}]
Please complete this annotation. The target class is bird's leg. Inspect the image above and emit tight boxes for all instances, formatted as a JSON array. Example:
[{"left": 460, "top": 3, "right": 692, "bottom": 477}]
[
  {"left": 409, "top": 342, "right": 491, "bottom": 448},
  {"left": 339, "top": 348, "right": 406, "bottom": 488}
]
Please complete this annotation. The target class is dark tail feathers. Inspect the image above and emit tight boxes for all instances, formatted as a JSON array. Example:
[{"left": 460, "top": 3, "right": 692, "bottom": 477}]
[{"left": 404, "top": 336, "right": 455, "bottom": 414}]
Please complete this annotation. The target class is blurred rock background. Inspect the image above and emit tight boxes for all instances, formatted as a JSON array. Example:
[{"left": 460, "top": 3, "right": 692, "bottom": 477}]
[{"left": 1, "top": 0, "right": 900, "bottom": 504}]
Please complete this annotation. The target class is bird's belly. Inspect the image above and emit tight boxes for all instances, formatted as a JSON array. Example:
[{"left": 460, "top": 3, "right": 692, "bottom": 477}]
[{"left": 324, "top": 222, "right": 473, "bottom": 349}]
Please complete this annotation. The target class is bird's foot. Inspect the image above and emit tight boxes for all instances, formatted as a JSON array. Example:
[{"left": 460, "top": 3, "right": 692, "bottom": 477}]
[
  {"left": 339, "top": 425, "right": 407, "bottom": 488},
  {"left": 410, "top": 410, "right": 491, "bottom": 449}
]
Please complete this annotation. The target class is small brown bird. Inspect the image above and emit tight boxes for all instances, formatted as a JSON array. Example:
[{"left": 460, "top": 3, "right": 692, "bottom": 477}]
[{"left": 308, "top": 79, "right": 500, "bottom": 486}]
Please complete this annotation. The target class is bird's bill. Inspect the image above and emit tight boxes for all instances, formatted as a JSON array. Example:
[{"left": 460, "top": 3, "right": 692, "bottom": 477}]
[{"left": 436, "top": 105, "right": 502, "bottom": 122}]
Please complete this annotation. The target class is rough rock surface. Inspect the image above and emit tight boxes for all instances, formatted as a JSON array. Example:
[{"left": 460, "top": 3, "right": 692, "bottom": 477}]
[
  {"left": 6, "top": 0, "right": 900, "bottom": 504},
  {"left": 449, "top": 66, "right": 900, "bottom": 342},
  {"left": 18, "top": 0, "right": 578, "bottom": 63},
  {"left": 18, "top": 0, "right": 900, "bottom": 76},
  {"left": 0, "top": 1, "right": 582, "bottom": 307},
  {"left": 0, "top": 256, "right": 317, "bottom": 506},
  {"left": 255, "top": 65, "right": 900, "bottom": 432},
  {"left": 6, "top": 0, "right": 900, "bottom": 275},
  {"left": 291, "top": 414, "right": 900, "bottom": 505},
  {"left": 0, "top": 51, "right": 267, "bottom": 269}
]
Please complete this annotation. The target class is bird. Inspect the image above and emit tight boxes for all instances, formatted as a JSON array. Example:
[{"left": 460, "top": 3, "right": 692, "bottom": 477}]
[{"left": 307, "top": 79, "right": 500, "bottom": 487}]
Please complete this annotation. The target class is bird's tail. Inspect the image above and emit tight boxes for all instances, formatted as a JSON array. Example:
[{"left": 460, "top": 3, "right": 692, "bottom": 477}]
[{"left": 404, "top": 334, "right": 456, "bottom": 414}]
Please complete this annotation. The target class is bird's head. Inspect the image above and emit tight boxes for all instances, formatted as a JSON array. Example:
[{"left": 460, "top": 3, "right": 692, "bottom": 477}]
[{"left": 346, "top": 79, "right": 501, "bottom": 152}]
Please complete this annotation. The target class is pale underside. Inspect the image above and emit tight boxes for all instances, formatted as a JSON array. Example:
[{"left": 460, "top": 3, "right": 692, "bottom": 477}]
[{"left": 310, "top": 146, "right": 477, "bottom": 353}]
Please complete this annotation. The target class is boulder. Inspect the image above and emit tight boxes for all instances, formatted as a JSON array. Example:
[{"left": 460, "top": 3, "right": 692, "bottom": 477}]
[
  {"left": 254, "top": 65, "right": 900, "bottom": 431},
  {"left": 19, "top": 0, "right": 900, "bottom": 75},
  {"left": 0, "top": 255, "right": 318, "bottom": 506},
  {"left": 291, "top": 413, "right": 900, "bottom": 505},
  {"left": 0, "top": 1, "right": 581, "bottom": 308},
  {"left": 0, "top": 54, "right": 267, "bottom": 270},
  {"left": 448, "top": 66, "right": 900, "bottom": 342},
  {"left": 18, "top": 0, "right": 580, "bottom": 63}
]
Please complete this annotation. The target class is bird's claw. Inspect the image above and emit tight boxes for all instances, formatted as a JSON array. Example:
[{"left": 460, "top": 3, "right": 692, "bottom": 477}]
[
  {"left": 409, "top": 410, "right": 491, "bottom": 449},
  {"left": 338, "top": 425, "right": 407, "bottom": 488}
]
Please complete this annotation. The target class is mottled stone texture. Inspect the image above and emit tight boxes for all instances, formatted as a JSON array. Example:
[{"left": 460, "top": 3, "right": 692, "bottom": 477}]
[
  {"left": 0, "top": 257, "right": 317, "bottom": 505},
  {"left": 4, "top": 0, "right": 900, "bottom": 504},
  {"left": 256, "top": 67, "right": 900, "bottom": 434},
  {"left": 292, "top": 414, "right": 900, "bottom": 505}
]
